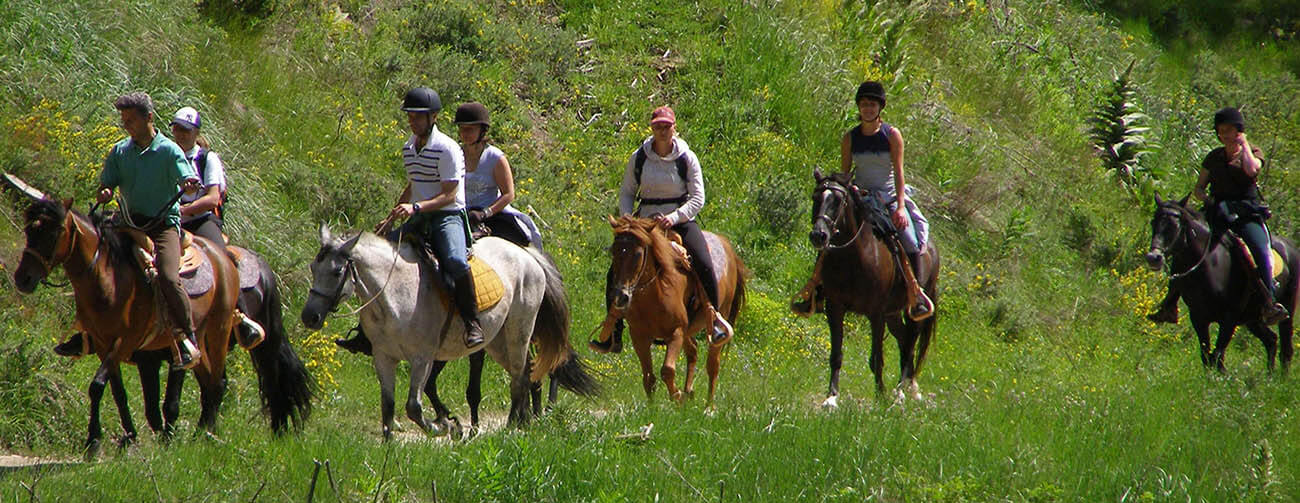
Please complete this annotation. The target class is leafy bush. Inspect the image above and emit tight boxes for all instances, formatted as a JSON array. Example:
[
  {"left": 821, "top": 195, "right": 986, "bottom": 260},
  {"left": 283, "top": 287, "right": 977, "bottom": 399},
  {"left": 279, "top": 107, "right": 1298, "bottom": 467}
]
[{"left": 1088, "top": 61, "right": 1158, "bottom": 188}]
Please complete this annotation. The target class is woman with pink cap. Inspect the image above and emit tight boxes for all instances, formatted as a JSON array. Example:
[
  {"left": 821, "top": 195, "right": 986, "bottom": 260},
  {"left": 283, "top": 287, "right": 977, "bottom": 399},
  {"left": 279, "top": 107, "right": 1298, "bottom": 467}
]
[{"left": 589, "top": 105, "right": 733, "bottom": 353}]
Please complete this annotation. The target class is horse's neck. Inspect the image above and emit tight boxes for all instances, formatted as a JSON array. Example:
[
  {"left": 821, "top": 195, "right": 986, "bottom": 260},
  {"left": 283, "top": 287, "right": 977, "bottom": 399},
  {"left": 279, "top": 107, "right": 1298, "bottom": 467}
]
[
  {"left": 1174, "top": 215, "right": 1215, "bottom": 265},
  {"left": 64, "top": 213, "right": 116, "bottom": 302},
  {"left": 351, "top": 236, "right": 421, "bottom": 307}
]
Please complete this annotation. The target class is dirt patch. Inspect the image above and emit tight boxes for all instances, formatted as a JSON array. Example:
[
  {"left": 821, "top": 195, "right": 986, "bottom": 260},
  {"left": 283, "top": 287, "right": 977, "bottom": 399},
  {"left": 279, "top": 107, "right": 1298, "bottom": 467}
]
[{"left": 0, "top": 454, "right": 77, "bottom": 469}]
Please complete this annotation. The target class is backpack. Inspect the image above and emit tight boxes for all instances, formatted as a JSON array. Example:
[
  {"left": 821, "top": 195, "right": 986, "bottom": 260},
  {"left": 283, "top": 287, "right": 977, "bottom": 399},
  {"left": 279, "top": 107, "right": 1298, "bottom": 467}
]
[
  {"left": 633, "top": 146, "right": 690, "bottom": 204},
  {"left": 193, "top": 148, "right": 229, "bottom": 217}
]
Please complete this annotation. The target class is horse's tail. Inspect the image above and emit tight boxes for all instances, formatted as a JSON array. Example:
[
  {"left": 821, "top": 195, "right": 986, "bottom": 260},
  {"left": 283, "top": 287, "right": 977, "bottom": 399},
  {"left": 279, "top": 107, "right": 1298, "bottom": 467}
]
[
  {"left": 726, "top": 241, "right": 749, "bottom": 324},
  {"left": 246, "top": 254, "right": 316, "bottom": 434},
  {"left": 523, "top": 246, "right": 600, "bottom": 397}
]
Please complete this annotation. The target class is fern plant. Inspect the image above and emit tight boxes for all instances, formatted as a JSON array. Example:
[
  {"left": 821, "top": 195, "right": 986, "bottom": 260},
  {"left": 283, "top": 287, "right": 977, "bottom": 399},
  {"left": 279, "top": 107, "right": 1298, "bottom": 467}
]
[{"left": 1088, "top": 61, "right": 1159, "bottom": 187}]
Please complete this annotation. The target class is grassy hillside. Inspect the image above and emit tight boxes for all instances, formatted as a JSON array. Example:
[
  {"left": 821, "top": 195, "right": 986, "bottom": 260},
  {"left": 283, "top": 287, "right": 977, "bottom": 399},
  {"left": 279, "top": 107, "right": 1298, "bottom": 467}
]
[{"left": 2, "top": 0, "right": 1300, "bottom": 500}]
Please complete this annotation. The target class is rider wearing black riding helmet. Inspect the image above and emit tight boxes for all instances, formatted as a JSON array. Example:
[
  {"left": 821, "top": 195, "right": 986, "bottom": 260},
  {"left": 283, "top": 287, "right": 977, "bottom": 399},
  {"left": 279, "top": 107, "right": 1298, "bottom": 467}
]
[
  {"left": 792, "top": 81, "right": 933, "bottom": 320},
  {"left": 1148, "top": 106, "right": 1289, "bottom": 325},
  {"left": 454, "top": 102, "right": 543, "bottom": 248},
  {"left": 336, "top": 87, "right": 485, "bottom": 355}
]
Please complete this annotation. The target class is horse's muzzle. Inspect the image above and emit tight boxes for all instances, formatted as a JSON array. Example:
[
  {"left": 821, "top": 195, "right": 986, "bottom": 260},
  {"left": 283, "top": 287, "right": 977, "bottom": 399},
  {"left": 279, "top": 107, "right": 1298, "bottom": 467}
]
[
  {"left": 12, "top": 264, "right": 41, "bottom": 294},
  {"left": 301, "top": 304, "right": 326, "bottom": 330},
  {"left": 809, "top": 229, "right": 829, "bottom": 250},
  {"left": 612, "top": 288, "right": 632, "bottom": 310},
  {"left": 1144, "top": 249, "right": 1165, "bottom": 271}
]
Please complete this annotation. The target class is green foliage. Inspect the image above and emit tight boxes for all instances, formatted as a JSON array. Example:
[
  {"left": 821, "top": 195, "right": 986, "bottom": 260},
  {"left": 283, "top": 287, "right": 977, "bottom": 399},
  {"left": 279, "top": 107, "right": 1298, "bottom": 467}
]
[{"left": 1088, "top": 61, "right": 1158, "bottom": 188}]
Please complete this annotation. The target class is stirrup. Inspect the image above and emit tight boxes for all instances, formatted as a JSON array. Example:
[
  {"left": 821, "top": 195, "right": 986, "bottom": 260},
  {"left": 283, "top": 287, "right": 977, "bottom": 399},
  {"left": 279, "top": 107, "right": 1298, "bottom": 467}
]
[
  {"left": 234, "top": 311, "right": 266, "bottom": 349},
  {"left": 1261, "top": 303, "right": 1290, "bottom": 326},
  {"left": 907, "top": 291, "right": 935, "bottom": 321},
  {"left": 589, "top": 315, "right": 623, "bottom": 354},
  {"left": 172, "top": 337, "right": 202, "bottom": 371},
  {"left": 710, "top": 315, "right": 734, "bottom": 346}
]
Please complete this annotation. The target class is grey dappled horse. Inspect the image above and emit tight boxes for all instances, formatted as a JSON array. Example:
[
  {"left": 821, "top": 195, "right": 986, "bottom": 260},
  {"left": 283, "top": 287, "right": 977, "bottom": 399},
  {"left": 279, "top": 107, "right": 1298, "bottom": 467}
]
[{"left": 301, "top": 225, "right": 596, "bottom": 438}]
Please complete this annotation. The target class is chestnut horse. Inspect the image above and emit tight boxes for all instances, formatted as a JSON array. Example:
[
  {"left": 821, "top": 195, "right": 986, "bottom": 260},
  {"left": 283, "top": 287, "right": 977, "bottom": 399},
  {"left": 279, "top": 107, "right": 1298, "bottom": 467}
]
[
  {"left": 807, "top": 170, "right": 938, "bottom": 407},
  {"left": 606, "top": 215, "right": 746, "bottom": 404},
  {"left": 10, "top": 177, "right": 307, "bottom": 453}
]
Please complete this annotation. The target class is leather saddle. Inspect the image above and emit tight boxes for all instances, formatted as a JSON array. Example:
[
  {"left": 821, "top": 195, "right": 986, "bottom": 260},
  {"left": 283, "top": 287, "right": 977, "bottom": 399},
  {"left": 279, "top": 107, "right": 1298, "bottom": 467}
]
[{"left": 121, "top": 228, "right": 213, "bottom": 296}]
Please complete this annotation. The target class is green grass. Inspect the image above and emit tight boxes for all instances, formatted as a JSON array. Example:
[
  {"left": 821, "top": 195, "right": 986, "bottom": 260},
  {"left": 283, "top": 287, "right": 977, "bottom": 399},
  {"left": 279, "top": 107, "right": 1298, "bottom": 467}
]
[{"left": 3, "top": 0, "right": 1300, "bottom": 500}]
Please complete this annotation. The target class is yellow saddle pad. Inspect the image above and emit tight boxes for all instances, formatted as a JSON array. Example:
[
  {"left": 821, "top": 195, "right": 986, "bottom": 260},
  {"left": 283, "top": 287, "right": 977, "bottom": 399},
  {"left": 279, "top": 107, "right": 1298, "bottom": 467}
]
[
  {"left": 469, "top": 256, "right": 504, "bottom": 312},
  {"left": 1272, "top": 249, "right": 1284, "bottom": 279}
]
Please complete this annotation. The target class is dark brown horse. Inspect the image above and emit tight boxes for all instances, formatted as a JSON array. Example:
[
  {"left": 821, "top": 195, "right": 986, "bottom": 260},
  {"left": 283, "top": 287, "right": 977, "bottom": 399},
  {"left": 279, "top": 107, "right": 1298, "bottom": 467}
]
[
  {"left": 807, "top": 170, "right": 939, "bottom": 407},
  {"left": 606, "top": 215, "right": 746, "bottom": 404},
  {"left": 1144, "top": 194, "right": 1297, "bottom": 372},
  {"left": 10, "top": 177, "right": 309, "bottom": 453}
]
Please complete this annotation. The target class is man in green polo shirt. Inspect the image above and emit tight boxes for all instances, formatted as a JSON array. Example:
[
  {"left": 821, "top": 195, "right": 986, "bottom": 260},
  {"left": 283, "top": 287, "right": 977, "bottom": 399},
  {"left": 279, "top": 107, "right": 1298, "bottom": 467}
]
[{"left": 97, "top": 91, "right": 203, "bottom": 370}]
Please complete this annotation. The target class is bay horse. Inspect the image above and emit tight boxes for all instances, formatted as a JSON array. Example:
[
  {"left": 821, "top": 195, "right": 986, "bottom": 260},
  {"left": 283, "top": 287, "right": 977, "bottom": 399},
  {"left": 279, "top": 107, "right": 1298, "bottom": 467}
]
[
  {"left": 10, "top": 182, "right": 310, "bottom": 454},
  {"left": 605, "top": 215, "right": 746, "bottom": 404},
  {"left": 301, "top": 226, "right": 597, "bottom": 439},
  {"left": 807, "top": 170, "right": 939, "bottom": 407},
  {"left": 1144, "top": 193, "right": 1297, "bottom": 372}
]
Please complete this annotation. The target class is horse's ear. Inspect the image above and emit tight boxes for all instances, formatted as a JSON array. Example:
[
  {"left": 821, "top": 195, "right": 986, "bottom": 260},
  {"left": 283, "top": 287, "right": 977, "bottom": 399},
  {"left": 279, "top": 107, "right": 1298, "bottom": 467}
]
[
  {"left": 607, "top": 215, "right": 618, "bottom": 227},
  {"left": 813, "top": 168, "right": 823, "bottom": 181},
  {"left": 1178, "top": 193, "right": 1191, "bottom": 207},
  {"left": 319, "top": 223, "right": 333, "bottom": 245},
  {"left": 2, "top": 171, "right": 48, "bottom": 201},
  {"left": 1153, "top": 192, "right": 1163, "bottom": 205},
  {"left": 339, "top": 232, "right": 362, "bottom": 254},
  {"left": 62, "top": 198, "right": 73, "bottom": 209}
]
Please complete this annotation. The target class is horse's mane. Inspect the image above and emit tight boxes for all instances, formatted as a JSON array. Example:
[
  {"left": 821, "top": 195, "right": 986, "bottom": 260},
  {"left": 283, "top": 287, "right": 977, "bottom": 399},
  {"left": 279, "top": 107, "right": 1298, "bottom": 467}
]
[{"left": 610, "top": 215, "right": 690, "bottom": 275}]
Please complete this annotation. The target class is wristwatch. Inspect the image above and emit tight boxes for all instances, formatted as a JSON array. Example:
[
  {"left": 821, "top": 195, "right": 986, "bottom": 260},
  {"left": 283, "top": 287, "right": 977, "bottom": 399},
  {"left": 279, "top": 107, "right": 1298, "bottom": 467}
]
[{"left": 411, "top": 202, "right": 421, "bottom": 214}]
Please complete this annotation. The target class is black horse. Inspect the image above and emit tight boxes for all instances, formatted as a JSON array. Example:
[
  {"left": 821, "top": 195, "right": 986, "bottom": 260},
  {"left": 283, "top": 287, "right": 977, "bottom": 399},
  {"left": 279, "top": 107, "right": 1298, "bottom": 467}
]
[{"left": 1144, "top": 194, "right": 1298, "bottom": 372}]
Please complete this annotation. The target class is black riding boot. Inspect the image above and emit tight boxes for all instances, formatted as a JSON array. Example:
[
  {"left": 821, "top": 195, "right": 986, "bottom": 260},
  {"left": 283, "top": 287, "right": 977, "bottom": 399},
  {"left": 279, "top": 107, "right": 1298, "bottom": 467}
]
[
  {"left": 1260, "top": 266, "right": 1289, "bottom": 325},
  {"left": 908, "top": 252, "right": 933, "bottom": 318},
  {"left": 335, "top": 324, "right": 374, "bottom": 356},
  {"left": 54, "top": 332, "right": 91, "bottom": 357},
  {"left": 1147, "top": 286, "right": 1180, "bottom": 324},
  {"left": 454, "top": 274, "right": 486, "bottom": 348},
  {"left": 589, "top": 267, "right": 623, "bottom": 353}
]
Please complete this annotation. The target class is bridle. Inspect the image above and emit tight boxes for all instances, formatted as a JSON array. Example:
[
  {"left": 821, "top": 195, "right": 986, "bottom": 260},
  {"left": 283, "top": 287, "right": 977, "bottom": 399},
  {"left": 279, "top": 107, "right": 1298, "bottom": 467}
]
[
  {"left": 22, "top": 211, "right": 100, "bottom": 287},
  {"left": 306, "top": 233, "right": 403, "bottom": 317},
  {"left": 307, "top": 257, "right": 358, "bottom": 314},
  {"left": 1152, "top": 206, "right": 1211, "bottom": 279},
  {"left": 611, "top": 233, "right": 656, "bottom": 296},
  {"left": 814, "top": 180, "right": 867, "bottom": 250}
]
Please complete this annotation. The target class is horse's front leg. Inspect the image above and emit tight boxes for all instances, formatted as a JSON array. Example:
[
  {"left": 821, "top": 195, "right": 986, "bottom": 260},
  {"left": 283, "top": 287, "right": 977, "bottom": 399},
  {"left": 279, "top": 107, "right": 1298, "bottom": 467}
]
[
  {"left": 84, "top": 359, "right": 114, "bottom": 458},
  {"left": 823, "top": 303, "right": 846, "bottom": 409},
  {"left": 1190, "top": 318, "right": 1214, "bottom": 368},
  {"left": 161, "top": 365, "right": 186, "bottom": 440},
  {"left": 1211, "top": 323, "right": 1239, "bottom": 373},
  {"left": 682, "top": 330, "right": 699, "bottom": 400},
  {"left": 406, "top": 358, "right": 440, "bottom": 436},
  {"left": 868, "top": 316, "right": 887, "bottom": 395},
  {"left": 631, "top": 329, "right": 657, "bottom": 400},
  {"left": 106, "top": 362, "right": 137, "bottom": 448},
  {"left": 373, "top": 355, "right": 400, "bottom": 440},
  {"left": 660, "top": 327, "right": 686, "bottom": 403}
]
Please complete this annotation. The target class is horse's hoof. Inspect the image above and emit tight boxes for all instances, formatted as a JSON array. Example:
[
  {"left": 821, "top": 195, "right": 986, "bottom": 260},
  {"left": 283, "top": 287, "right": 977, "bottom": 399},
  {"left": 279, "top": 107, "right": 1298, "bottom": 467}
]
[
  {"left": 83, "top": 439, "right": 102, "bottom": 461},
  {"left": 116, "top": 433, "right": 137, "bottom": 450},
  {"left": 821, "top": 396, "right": 839, "bottom": 409}
]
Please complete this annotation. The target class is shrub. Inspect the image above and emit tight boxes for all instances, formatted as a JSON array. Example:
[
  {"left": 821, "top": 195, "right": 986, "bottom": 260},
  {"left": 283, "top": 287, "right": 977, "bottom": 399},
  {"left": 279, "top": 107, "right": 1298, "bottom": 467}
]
[{"left": 1088, "top": 61, "right": 1159, "bottom": 188}]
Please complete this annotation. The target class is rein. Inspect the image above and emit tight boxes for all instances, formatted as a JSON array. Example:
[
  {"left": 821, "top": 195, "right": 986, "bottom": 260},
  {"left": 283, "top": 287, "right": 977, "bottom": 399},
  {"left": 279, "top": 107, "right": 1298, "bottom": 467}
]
[
  {"left": 309, "top": 231, "right": 404, "bottom": 318},
  {"left": 1159, "top": 209, "right": 1212, "bottom": 279},
  {"left": 816, "top": 183, "right": 868, "bottom": 250}
]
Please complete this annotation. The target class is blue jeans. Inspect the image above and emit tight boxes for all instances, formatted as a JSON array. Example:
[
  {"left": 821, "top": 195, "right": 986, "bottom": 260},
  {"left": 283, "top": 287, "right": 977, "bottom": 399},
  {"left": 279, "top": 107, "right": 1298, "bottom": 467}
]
[{"left": 393, "top": 210, "right": 471, "bottom": 281}]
